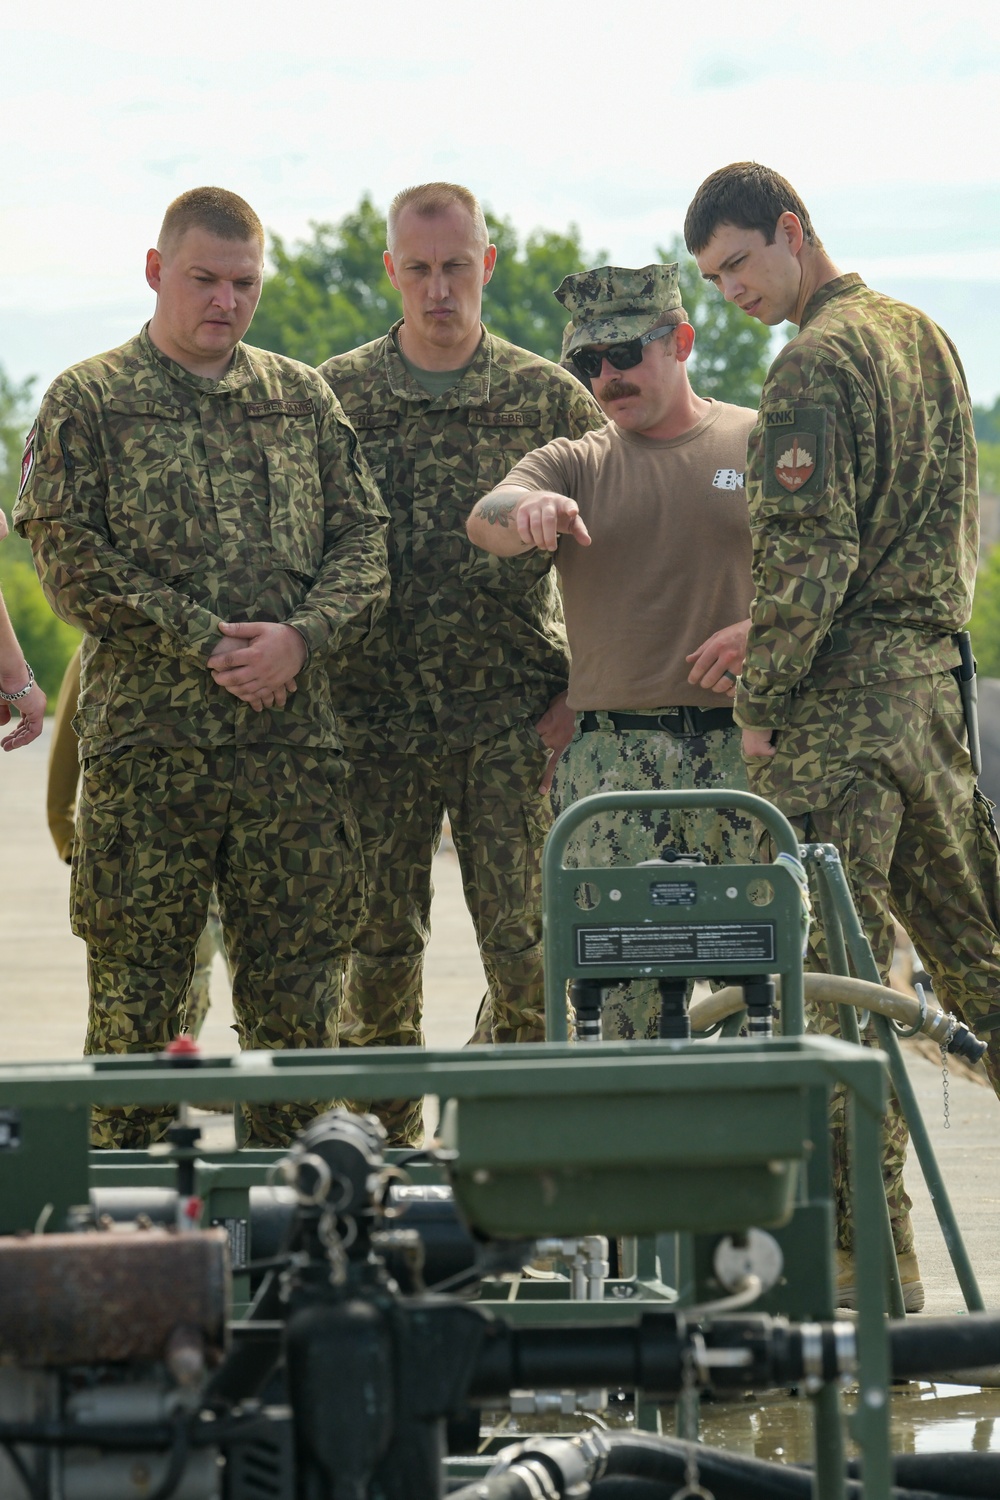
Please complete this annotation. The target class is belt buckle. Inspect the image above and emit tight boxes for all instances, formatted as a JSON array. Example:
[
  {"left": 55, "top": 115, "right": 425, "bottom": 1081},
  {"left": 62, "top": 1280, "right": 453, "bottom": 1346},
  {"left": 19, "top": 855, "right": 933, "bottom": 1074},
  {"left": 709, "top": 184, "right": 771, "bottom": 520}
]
[{"left": 681, "top": 707, "right": 698, "bottom": 735}]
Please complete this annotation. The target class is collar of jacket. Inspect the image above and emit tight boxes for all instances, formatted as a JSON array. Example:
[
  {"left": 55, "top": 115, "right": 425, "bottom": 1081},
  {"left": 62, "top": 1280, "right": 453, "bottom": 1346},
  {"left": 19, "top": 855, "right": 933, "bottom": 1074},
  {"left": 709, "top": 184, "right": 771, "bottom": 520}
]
[
  {"left": 799, "top": 272, "right": 866, "bottom": 330},
  {"left": 140, "top": 323, "right": 260, "bottom": 396},
  {"left": 380, "top": 317, "right": 494, "bottom": 406}
]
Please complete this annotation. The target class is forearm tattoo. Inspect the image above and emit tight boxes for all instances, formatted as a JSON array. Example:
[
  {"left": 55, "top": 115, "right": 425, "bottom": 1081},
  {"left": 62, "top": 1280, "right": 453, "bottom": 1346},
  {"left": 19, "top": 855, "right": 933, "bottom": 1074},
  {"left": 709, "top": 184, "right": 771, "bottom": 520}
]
[{"left": 478, "top": 494, "right": 518, "bottom": 528}]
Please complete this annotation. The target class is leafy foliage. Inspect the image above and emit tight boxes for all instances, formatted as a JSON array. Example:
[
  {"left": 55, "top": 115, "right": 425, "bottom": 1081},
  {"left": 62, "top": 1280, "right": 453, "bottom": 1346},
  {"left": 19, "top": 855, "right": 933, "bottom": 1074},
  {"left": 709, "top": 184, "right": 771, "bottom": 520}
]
[
  {"left": 657, "top": 235, "right": 774, "bottom": 410},
  {"left": 250, "top": 197, "right": 402, "bottom": 367},
  {"left": 480, "top": 217, "right": 597, "bottom": 362},
  {"left": 973, "top": 396, "right": 1000, "bottom": 446},
  {"left": 971, "top": 542, "right": 1000, "bottom": 677},
  {"left": 977, "top": 441, "right": 1000, "bottom": 496},
  {"left": 1, "top": 365, "right": 80, "bottom": 700}
]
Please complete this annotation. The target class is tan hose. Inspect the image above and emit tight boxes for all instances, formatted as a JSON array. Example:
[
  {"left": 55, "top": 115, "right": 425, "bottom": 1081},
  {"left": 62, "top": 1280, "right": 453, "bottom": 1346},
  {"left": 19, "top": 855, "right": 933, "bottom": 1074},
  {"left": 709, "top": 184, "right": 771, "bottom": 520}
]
[{"left": 689, "top": 973, "right": 958, "bottom": 1047}]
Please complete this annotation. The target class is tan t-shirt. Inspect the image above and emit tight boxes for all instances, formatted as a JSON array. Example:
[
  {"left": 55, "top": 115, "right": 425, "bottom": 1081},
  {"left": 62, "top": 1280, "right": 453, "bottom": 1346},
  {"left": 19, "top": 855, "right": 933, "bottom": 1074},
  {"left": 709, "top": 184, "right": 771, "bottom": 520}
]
[{"left": 502, "top": 400, "right": 756, "bottom": 710}]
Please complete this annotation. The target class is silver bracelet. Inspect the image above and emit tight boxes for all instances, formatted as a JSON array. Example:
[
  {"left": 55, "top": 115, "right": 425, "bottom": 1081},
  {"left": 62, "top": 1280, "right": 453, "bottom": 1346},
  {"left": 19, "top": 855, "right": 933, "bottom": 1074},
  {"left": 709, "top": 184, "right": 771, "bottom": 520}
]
[{"left": 0, "top": 663, "right": 35, "bottom": 703}]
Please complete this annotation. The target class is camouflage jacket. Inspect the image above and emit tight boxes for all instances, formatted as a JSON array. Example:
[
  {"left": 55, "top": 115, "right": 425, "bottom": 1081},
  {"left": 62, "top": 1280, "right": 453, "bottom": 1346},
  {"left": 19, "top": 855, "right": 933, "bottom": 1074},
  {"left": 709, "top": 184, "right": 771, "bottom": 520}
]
[
  {"left": 737, "top": 274, "right": 977, "bottom": 730},
  {"left": 318, "top": 322, "right": 604, "bottom": 753},
  {"left": 14, "top": 327, "right": 389, "bottom": 758}
]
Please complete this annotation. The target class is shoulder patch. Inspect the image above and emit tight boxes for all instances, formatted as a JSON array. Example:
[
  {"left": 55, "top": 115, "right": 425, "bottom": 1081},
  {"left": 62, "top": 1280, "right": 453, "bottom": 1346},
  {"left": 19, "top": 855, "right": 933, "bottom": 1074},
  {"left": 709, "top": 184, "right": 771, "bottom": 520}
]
[
  {"left": 765, "top": 408, "right": 795, "bottom": 427},
  {"left": 16, "top": 422, "right": 36, "bottom": 502},
  {"left": 761, "top": 406, "right": 829, "bottom": 503},
  {"left": 243, "top": 399, "right": 315, "bottom": 418},
  {"left": 467, "top": 409, "right": 541, "bottom": 428}
]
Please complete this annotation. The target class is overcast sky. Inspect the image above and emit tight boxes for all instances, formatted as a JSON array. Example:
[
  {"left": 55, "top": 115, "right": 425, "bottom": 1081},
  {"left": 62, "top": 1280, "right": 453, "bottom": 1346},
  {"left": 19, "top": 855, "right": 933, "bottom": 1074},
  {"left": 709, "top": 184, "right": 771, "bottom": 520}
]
[{"left": 3, "top": 0, "right": 998, "bottom": 403}]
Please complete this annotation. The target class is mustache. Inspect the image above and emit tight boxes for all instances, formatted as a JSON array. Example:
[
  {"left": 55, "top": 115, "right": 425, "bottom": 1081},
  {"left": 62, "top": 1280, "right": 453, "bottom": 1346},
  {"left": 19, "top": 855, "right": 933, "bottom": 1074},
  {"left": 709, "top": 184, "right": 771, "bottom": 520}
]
[{"left": 598, "top": 377, "right": 641, "bottom": 401}]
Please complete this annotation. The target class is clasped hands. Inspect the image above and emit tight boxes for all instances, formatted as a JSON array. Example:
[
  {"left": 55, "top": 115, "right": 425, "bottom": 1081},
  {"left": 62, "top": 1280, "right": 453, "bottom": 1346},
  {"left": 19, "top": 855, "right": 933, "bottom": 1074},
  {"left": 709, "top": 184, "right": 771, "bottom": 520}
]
[{"left": 207, "top": 620, "right": 307, "bottom": 713}]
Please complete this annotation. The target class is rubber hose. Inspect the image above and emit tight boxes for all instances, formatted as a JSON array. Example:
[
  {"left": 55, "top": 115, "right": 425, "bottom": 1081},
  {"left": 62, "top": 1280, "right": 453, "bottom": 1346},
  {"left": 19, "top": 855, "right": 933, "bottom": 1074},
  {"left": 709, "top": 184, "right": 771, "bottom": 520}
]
[
  {"left": 690, "top": 973, "right": 972, "bottom": 1055},
  {"left": 601, "top": 1434, "right": 962, "bottom": 1500},
  {"left": 590, "top": 1480, "right": 675, "bottom": 1498},
  {"left": 890, "top": 1312, "right": 1000, "bottom": 1380},
  {"left": 842, "top": 1454, "right": 1000, "bottom": 1499}
]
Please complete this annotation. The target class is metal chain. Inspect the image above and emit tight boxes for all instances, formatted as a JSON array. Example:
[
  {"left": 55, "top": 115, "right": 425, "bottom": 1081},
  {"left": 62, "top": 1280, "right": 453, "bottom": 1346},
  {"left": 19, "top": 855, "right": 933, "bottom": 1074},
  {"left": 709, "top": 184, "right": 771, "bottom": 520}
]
[
  {"left": 672, "top": 1350, "right": 714, "bottom": 1499},
  {"left": 940, "top": 1044, "right": 951, "bottom": 1130}
]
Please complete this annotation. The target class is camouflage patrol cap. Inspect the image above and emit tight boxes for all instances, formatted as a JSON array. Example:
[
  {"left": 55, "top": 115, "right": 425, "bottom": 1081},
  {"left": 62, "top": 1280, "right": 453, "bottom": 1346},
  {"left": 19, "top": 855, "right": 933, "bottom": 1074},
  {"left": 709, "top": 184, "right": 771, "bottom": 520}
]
[{"left": 555, "top": 263, "right": 681, "bottom": 357}]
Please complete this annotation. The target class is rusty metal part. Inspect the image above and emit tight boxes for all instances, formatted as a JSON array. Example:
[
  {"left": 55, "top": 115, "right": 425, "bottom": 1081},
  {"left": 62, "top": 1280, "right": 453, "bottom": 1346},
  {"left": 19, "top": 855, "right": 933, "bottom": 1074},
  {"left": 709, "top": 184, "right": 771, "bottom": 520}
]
[{"left": 0, "top": 1229, "right": 229, "bottom": 1367}]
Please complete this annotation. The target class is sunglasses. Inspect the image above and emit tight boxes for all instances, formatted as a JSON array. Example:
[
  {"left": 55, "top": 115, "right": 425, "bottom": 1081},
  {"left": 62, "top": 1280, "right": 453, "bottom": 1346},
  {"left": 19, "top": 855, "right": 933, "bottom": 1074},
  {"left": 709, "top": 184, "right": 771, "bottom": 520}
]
[{"left": 570, "top": 323, "right": 675, "bottom": 379}]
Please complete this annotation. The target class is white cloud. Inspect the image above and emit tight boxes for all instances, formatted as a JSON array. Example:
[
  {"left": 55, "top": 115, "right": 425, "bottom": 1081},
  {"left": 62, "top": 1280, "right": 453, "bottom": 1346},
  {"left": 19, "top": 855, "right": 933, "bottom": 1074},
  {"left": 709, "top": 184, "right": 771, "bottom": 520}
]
[{"left": 3, "top": 0, "right": 999, "bottom": 397}]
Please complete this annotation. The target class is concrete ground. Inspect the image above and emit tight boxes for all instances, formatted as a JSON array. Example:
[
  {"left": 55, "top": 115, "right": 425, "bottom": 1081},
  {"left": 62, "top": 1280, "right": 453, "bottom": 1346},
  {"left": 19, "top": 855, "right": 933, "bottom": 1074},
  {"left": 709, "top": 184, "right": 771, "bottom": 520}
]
[{"left": 1, "top": 724, "right": 998, "bottom": 1316}]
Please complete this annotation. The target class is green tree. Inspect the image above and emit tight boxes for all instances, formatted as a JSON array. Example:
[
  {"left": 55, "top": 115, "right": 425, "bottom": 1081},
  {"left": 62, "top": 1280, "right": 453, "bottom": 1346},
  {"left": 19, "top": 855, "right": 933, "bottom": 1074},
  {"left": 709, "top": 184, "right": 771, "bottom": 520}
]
[
  {"left": 250, "top": 196, "right": 402, "bottom": 366},
  {"left": 973, "top": 395, "right": 1000, "bottom": 445},
  {"left": 978, "top": 441, "right": 1000, "bottom": 496},
  {"left": 1, "top": 365, "right": 36, "bottom": 518},
  {"left": 657, "top": 235, "right": 773, "bottom": 409},
  {"left": 251, "top": 197, "right": 598, "bottom": 364},
  {"left": 971, "top": 542, "right": 1000, "bottom": 678},
  {"left": 480, "top": 216, "right": 596, "bottom": 361},
  {"left": 0, "top": 363, "right": 79, "bottom": 700}
]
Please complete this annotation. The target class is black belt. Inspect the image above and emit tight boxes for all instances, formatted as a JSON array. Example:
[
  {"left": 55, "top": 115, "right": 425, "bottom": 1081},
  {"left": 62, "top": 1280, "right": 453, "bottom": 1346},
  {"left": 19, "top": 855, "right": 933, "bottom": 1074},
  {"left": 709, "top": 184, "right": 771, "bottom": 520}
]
[{"left": 580, "top": 707, "right": 735, "bottom": 736}]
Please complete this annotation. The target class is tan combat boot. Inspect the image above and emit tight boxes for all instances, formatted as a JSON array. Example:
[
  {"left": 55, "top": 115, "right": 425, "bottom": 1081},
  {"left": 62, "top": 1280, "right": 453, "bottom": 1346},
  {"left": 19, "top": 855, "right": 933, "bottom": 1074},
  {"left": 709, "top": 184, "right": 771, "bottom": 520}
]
[{"left": 835, "top": 1247, "right": 925, "bottom": 1313}]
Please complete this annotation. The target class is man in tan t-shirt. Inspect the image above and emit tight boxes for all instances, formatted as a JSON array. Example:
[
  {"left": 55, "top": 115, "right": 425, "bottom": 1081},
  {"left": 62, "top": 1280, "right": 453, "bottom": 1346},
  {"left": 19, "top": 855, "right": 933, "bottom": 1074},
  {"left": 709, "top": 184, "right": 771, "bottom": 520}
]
[{"left": 467, "top": 263, "right": 757, "bottom": 1038}]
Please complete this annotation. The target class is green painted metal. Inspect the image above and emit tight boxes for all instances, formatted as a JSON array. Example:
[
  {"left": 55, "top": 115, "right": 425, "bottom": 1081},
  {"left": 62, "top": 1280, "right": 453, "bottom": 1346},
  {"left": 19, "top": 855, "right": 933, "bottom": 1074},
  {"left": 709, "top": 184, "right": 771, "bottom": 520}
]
[
  {"left": 802, "top": 843, "right": 985, "bottom": 1316},
  {"left": 542, "top": 790, "right": 809, "bottom": 1041}
]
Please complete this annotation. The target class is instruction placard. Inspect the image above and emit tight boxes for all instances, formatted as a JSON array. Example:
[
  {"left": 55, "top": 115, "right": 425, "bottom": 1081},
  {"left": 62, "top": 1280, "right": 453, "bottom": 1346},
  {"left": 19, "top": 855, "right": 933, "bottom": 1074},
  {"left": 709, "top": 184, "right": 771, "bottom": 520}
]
[{"left": 575, "top": 922, "right": 775, "bottom": 967}]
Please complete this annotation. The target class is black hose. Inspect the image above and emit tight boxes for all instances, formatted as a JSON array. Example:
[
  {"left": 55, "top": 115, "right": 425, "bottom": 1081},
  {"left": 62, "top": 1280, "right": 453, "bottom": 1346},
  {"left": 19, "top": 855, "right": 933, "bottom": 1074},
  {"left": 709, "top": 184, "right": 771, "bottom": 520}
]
[
  {"left": 844, "top": 1454, "right": 1000, "bottom": 1499},
  {"left": 145, "top": 1419, "right": 191, "bottom": 1500},
  {"left": 601, "top": 1435, "right": 969, "bottom": 1500},
  {"left": 889, "top": 1314, "right": 1000, "bottom": 1380},
  {"left": 590, "top": 1481, "right": 677, "bottom": 1499}
]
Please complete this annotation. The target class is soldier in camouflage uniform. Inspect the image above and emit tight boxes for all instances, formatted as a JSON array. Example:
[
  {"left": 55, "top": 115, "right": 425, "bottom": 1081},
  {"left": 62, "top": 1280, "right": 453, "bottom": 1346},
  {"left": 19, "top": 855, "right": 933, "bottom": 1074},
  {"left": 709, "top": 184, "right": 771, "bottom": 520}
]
[
  {"left": 687, "top": 162, "right": 1000, "bottom": 1308},
  {"left": 317, "top": 183, "right": 603, "bottom": 1144},
  {"left": 15, "top": 187, "right": 389, "bottom": 1149},
  {"left": 468, "top": 264, "right": 758, "bottom": 1039},
  {"left": 47, "top": 643, "right": 230, "bottom": 1037}
]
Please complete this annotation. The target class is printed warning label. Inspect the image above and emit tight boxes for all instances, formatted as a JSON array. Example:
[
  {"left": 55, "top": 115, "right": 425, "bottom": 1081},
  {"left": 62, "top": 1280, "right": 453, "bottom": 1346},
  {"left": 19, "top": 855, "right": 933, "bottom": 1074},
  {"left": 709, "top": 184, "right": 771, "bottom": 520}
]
[{"left": 575, "top": 923, "right": 775, "bottom": 966}]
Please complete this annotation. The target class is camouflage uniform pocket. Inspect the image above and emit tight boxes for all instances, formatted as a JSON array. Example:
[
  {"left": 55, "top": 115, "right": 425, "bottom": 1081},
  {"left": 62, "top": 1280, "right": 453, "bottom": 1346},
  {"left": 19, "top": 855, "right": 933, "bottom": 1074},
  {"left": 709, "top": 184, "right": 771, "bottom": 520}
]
[
  {"left": 70, "top": 802, "right": 125, "bottom": 943},
  {"left": 972, "top": 786, "right": 1000, "bottom": 933}
]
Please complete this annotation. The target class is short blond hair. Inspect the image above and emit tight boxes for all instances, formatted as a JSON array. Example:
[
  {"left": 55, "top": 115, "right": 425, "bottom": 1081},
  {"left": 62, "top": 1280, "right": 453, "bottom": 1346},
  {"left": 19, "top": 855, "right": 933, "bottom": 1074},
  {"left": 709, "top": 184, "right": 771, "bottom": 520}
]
[
  {"left": 157, "top": 187, "right": 264, "bottom": 254},
  {"left": 386, "top": 182, "right": 489, "bottom": 256}
]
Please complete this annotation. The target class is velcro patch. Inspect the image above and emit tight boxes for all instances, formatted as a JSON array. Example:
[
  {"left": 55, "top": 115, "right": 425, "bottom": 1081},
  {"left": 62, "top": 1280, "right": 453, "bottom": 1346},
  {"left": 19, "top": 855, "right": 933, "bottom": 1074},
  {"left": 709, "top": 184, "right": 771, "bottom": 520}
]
[
  {"left": 349, "top": 412, "right": 398, "bottom": 430},
  {"left": 107, "top": 397, "right": 183, "bottom": 420},
  {"left": 467, "top": 409, "right": 541, "bottom": 427},
  {"left": 243, "top": 399, "right": 315, "bottom": 417},
  {"left": 765, "top": 408, "right": 795, "bottom": 427},
  {"left": 17, "top": 422, "right": 36, "bottom": 502},
  {"left": 761, "top": 406, "right": 828, "bottom": 503}
]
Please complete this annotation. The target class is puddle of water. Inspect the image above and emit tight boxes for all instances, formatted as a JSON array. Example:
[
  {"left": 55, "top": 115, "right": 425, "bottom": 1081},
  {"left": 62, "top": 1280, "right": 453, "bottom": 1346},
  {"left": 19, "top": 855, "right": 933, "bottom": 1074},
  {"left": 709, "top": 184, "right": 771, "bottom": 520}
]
[{"left": 481, "top": 1381, "right": 1000, "bottom": 1462}]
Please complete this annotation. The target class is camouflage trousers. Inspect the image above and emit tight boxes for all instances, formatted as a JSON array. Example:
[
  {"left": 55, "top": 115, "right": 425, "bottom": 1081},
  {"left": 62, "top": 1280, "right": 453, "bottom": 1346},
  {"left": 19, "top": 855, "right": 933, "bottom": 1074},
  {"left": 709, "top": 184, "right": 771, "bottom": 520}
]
[
  {"left": 340, "top": 720, "right": 552, "bottom": 1145},
  {"left": 747, "top": 671, "right": 1000, "bottom": 1252},
  {"left": 73, "top": 744, "right": 365, "bottom": 1149},
  {"left": 551, "top": 716, "right": 756, "bottom": 1039}
]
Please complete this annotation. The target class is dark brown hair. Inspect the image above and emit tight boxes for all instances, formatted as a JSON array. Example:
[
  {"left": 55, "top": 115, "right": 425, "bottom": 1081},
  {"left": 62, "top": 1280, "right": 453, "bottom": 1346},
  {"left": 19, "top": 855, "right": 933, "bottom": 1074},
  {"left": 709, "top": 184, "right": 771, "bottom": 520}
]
[{"left": 684, "top": 162, "right": 822, "bottom": 254}]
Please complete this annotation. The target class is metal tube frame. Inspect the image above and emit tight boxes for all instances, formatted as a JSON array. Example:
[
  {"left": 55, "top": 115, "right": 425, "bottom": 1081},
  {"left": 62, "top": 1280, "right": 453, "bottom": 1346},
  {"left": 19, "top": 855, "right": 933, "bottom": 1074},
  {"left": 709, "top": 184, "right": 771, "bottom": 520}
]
[{"left": 802, "top": 843, "right": 984, "bottom": 1315}]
